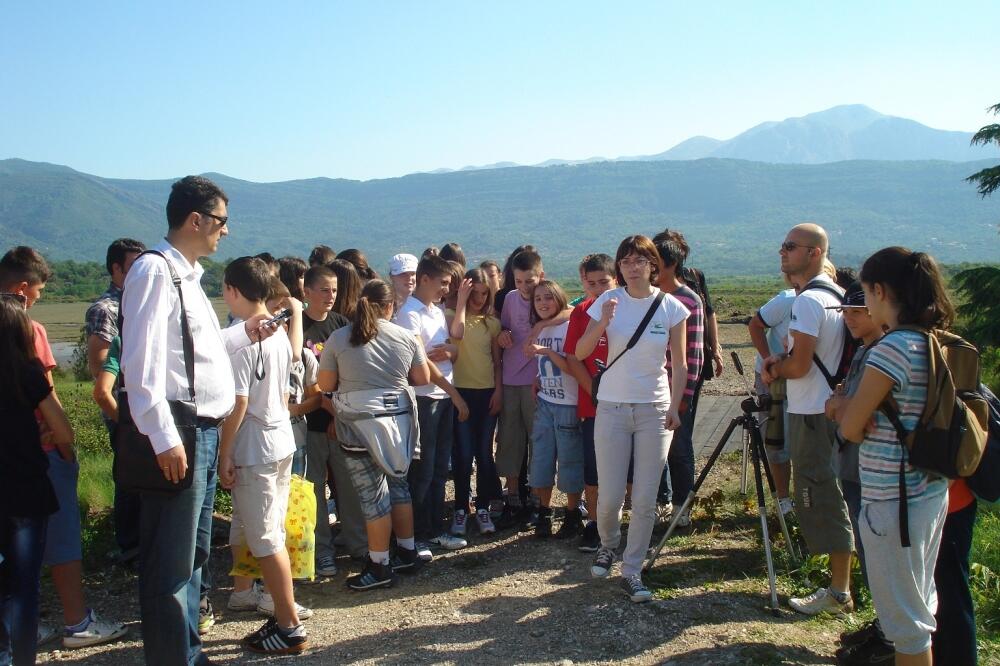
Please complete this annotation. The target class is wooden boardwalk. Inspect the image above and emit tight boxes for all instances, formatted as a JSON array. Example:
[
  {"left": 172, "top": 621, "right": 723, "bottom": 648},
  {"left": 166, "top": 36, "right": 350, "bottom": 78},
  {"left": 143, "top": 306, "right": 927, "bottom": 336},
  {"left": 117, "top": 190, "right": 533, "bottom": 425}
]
[{"left": 692, "top": 395, "right": 745, "bottom": 459}]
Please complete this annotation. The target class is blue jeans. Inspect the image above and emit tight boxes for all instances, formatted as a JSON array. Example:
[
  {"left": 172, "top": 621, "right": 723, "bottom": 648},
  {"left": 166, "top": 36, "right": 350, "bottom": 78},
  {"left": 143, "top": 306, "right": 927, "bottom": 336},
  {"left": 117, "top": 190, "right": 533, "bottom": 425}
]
[
  {"left": 453, "top": 388, "right": 502, "bottom": 511},
  {"left": 660, "top": 381, "right": 702, "bottom": 504},
  {"left": 408, "top": 397, "right": 454, "bottom": 540},
  {"left": 0, "top": 515, "right": 47, "bottom": 666},
  {"left": 137, "top": 425, "right": 218, "bottom": 666}
]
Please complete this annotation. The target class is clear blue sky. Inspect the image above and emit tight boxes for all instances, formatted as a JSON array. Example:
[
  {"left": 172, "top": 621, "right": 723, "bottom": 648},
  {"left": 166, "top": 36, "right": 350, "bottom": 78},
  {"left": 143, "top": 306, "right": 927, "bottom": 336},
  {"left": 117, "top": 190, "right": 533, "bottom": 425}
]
[{"left": 2, "top": 1, "right": 998, "bottom": 182}]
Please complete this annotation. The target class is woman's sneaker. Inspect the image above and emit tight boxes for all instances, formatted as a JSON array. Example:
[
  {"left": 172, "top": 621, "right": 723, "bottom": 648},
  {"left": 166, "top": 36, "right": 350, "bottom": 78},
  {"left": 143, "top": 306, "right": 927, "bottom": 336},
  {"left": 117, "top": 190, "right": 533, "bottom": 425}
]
[
  {"left": 37, "top": 624, "right": 58, "bottom": 648},
  {"left": 578, "top": 521, "right": 600, "bottom": 552},
  {"left": 228, "top": 582, "right": 263, "bottom": 611},
  {"left": 244, "top": 618, "right": 309, "bottom": 655},
  {"left": 620, "top": 574, "right": 653, "bottom": 603},
  {"left": 198, "top": 599, "right": 216, "bottom": 636},
  {"left": 62, "top": 610, "right": 128, "bottom": 648},
  {"left": 476, "top": 508, "right": 497, "bottom": 534},
  {"left": 450, "top": 509, "right": 468, "bottom": 536},
  {"left": 429, "top": 533, "right": 467, "bottom": 550},
  {"left": 315, "top": 555, "right": 338, "bottom": 578},
  {"left": 789, "top": 587, "right": 854, "bottom": 616},
  {"left": 591, "top": 546, "right": 616, "bottom": 578},
  {"left": 347, "top": 559, "right": 397, "bottom": 591},
  {"left": 390, "top": 546, "right": 421, "bottom": 573},
  {"left": 256, "top": 593, "right": 314, "bottom": 620}
]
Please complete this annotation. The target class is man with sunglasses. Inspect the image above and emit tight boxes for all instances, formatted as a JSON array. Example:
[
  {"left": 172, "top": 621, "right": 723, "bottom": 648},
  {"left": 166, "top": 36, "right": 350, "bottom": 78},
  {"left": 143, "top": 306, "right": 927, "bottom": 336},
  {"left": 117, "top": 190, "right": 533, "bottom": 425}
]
[
  {"left": 120, "top": 176, "right": 277, "bottom": 666},
  {"left": 762, "top": 223, "right": 855, "bottom": 618}
]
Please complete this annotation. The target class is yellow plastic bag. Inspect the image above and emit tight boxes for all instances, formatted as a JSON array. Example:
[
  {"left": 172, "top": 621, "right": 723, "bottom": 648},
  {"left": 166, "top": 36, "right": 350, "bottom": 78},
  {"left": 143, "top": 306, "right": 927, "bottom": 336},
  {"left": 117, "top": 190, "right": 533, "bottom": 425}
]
[{"left": 230, "top": 474, "right": 316, "bottom": 581}]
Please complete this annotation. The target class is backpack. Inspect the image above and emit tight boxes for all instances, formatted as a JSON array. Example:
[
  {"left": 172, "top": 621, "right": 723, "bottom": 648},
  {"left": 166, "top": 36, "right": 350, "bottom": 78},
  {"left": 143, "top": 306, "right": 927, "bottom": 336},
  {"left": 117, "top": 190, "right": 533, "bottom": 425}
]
[
  {"left": 878, "top": 327, "right": 990, "bottom": 546},
  {"left": 798, "top": 280, "right": 857, "bottom": 389},
  {"left": 966, "top": 383, "right": 1000, "bottom": 503}
]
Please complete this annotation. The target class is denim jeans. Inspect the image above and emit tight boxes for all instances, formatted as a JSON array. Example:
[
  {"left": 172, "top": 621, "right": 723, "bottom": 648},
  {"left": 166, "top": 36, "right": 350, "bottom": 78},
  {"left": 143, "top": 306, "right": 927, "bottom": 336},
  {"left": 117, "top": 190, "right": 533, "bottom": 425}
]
[
  {"left": 408, "top": 396, "right": 454, "bottom": 540},
  {"left": 660, "top": 381, "right": 702, "bottom": 504},
  {"left": 453, "top": 388, "right": 502, "bottom": 511},
  {"left": 137, "top": 424, "right": 218, "bottom": 666},
  {"left": 932, "top": 500, "right": 978, "bottom": 666},
  {"left": 108, "top": 419, "right": 142, "bottom": 554},
  {"left": 0, "top": 514, "right": 47, "bottom": 666}
]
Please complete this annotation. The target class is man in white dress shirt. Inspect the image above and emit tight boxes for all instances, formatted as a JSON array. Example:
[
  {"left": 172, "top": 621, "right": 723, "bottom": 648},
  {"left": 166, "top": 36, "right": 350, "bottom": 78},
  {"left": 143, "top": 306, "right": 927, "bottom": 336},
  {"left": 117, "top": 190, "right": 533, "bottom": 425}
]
[{"left": 120, "top": 176, "right": 275, "bottom": 666}]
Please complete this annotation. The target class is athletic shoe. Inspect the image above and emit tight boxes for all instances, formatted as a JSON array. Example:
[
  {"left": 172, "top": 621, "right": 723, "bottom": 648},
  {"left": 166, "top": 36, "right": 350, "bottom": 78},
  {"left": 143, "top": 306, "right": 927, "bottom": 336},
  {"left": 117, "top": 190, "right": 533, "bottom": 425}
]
[
  {"left": 347, "top": 559, "right": 397, "bottom": 591},
  {"left": 326, "top": 498, "right": 338, "bottom": 526},
  {"left": 429, "top": 533, "right": 467, "bottom": 550},
  {"left": 62, "top": 610, "right": 128, "bottom": 648},
  {"left": 244, "top": 618, "right": 308, "bottom": 655},
  {"left": 578, "top": 499, "right": 589, "bottom": 520},
  {"left": 198, "top": 599, "right": 216, "bottom": 636},
  {"left": 256, "top": 593, "right": 314, "bottom": 621},
  {"left": 390, "top": 546, "right": 421, "bottom": 573},
  {"left": 578, "top": 522, "right": 600, "bottom": 552},
  {"left": 620, "top": 574, "right": 653, "bottom": 603},
  {"left": 555, "top": 508, "right": 583, "bottom": 539},
  {"left": 414, "top": 541, "right": 434, "bottom": 562},
  {"left": 840, "top": 619, "right": 885, "bottom": 648},
  {"left": 476, "top": 508, "right": 497, "bottom": 534},
  {"left": 534, "top": 510, "right": 553, "bottom": 538},
  {"left": 315, "top": 555, "right": 338, "bottom": 578},
  {"left": 672, "top": 505, "right": 691, "bottom": 528},
  {"left": 228, "top": 582, "right": 264, "bottom": 611},
  {"left": 789, "top": 587, "right": 854, "bottom": 616},
  {"left": 778, "top": 497, "right": 795, "bottom": 516},
  {"left": 450, "top": 509, "right": 468, "bottom": 536},
  {"left": 37, "top": 623, "right": 58, "bottom": 648},
  {"left": 835, "top": 635, "right": 894, "bottom": 665},
  {"left": 519, "top": 508, "right": 539, "bottom": 532},
  {"left": 591, "top": 546, "right": 616, "bottom": 578}
]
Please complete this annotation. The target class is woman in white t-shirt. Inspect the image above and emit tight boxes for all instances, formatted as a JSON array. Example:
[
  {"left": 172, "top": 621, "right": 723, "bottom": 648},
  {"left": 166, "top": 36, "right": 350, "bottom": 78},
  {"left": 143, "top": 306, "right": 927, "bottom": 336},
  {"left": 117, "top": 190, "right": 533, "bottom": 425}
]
[{"left": 574, "top": 235, "right": 689, "bottom": 603}]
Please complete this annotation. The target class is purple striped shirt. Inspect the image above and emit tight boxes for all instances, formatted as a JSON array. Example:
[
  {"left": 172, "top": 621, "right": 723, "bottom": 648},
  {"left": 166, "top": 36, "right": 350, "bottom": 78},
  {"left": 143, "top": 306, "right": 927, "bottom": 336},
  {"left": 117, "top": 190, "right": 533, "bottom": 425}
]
[{"left": 666, "top": 284, "right": 704, "bottom": 403}]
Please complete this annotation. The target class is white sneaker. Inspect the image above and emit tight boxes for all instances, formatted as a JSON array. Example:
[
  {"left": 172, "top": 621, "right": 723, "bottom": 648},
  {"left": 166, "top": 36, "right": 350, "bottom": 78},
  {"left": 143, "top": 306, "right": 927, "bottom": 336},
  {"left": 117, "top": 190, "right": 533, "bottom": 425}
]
[
  {"left": 62, "top": 610, "right": 128, "bottom": 648},
  {"left": 672, "top": 504, "right": 691, "bottom": 528},
  {"left": 779, "top": 497, "right": 795, "bottom": 516},
  {"left": 450, "top": 509, "right": 468, "bottom": 536},
  {"left": 228, "top": 582, "right": 263, "bottom": 611},
  {"left": 257, "top": 592, "right": 314, "bottom": 620},
  {"left": 37, "top": 623, "right": 58, "bottom": 648},
  {"left": 429, "top": 533, "right": 467, "bottom": 550},
  {"left": 789, "top": 587, "right": 854, "bottom": 616},
  {"left": 578, "top": 498, "right": 589, "bottom": 520},
  {"left": 476, "top": 509, "right": 496, "bottom": 534}
]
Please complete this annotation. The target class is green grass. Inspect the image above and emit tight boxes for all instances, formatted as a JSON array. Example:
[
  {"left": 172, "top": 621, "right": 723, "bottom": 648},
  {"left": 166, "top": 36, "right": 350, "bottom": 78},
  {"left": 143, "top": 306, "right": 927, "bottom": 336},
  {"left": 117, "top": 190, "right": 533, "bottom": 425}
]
[
  {"left": 54, "top": 375, "right": 115, "bottom": 514},
  {"left": 972, "top": 503, "right": 1000, "bottom": 659}
]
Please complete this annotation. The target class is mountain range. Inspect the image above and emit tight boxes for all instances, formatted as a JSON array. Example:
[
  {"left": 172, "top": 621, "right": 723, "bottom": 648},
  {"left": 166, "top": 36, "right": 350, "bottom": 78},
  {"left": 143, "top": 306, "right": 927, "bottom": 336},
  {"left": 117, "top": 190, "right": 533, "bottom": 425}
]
[{"left": 429, "top": 105, "right": 995, "bottom": 172}]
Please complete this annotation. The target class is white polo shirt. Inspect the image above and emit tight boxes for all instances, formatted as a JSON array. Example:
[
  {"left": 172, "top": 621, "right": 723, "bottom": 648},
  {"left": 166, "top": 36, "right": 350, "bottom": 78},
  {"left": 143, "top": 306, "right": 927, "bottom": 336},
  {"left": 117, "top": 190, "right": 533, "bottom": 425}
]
[{"left": 395, "top": 295, "right": 452, "bottom": 399}]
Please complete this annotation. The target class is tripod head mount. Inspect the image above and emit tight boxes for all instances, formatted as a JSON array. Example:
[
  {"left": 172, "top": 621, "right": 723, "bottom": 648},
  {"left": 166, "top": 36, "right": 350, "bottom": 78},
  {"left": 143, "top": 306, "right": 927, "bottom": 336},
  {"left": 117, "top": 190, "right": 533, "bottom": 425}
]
[{"left": 731, "top": 351, "right": 767, "bottom": 413}]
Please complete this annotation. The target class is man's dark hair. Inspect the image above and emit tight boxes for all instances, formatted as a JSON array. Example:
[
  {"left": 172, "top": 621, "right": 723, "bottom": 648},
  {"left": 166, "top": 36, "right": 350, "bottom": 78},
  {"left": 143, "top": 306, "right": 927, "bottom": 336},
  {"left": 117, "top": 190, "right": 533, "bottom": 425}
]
[
  {"left": 835, "top": 266, "right": 857, "bottom": 290},
  {"left": 581, "top": 253, "right": 615, "bottom": 276},
  {"left": 309, "top": 245, "right": 336, "bottom": 267},
  {"left": 166, "top": 176, "right": 229, "bottom": 230},
  {"left": 654, "top": 239, "right": 685, "bottom": 274},
  {"left": 105, "top": 238, "right": 146, "bottom": 275},
  {"left": 416, "top": 254, "right": 452, "bottom": 281},
  {"left": 223, "top": 256, "right": 271, "bottom": 303},
  {"left": 511, "top": 250, "right": 543, "bottom": 274},
  {"left": 652, "top": 228, "right": 690, "bottom": 261},
  {"left": 304, "top": 264, "right": 336, "bottom": 290},
  {"left": 0, "top": 246, "right": 53, "bottom": 288}
]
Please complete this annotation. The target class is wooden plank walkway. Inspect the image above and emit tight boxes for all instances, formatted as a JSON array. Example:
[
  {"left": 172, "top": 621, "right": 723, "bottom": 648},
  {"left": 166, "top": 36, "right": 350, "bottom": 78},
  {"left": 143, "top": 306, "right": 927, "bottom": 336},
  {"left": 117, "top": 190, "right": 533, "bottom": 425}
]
[{"left": 692, "top": 395, "right": 745, "bottom": 459}]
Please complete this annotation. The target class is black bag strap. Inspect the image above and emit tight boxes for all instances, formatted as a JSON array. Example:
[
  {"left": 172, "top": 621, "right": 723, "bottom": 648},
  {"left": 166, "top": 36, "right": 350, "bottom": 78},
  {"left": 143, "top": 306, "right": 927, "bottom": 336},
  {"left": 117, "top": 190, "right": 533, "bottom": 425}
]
[
  {"left": 799, "top": 279, "right": 846, "bottom": 389},
  {"left": 602, "top": 291, "right": 665, "bottom": 375},
  {"left": 119, "top": 250, "right": 196, "bottom": 401}
]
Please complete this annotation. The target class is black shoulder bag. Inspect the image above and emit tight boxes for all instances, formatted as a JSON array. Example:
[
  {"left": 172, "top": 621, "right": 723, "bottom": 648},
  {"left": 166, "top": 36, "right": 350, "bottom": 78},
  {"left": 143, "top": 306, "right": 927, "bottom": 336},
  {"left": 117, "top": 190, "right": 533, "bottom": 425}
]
[
  {"left": 114, "top": 250, "right": 199, "bottom": 494},
  {"left": 590, "top": 292, "right": 665, "bottom": 407}
]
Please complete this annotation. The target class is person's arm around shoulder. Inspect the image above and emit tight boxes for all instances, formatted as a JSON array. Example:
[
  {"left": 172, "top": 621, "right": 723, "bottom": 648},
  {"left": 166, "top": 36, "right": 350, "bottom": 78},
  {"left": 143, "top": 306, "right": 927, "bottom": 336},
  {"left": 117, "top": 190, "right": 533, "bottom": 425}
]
[{"left": 575, "top": 294, "right": 617, "bottom": 360}]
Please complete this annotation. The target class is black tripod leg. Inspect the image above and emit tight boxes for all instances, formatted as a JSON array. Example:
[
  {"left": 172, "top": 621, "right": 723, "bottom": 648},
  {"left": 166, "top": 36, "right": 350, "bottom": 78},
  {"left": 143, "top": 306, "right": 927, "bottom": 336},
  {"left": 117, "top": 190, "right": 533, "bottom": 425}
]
[
  {"left": 749, "top": 435, "right": 781, "bottom": 616},
  {"left": 643, "top": 417, "right": 742, "bottom": 573},
  {"left": 749, "top": 419, "right": 799, "bottom": 565}
]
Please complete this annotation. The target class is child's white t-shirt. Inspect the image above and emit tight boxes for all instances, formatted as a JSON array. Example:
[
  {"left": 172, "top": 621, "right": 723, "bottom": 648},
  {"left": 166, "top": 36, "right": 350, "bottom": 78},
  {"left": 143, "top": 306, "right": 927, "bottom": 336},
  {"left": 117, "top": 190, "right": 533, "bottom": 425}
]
[
  {"left": 587, "top": 287, "right": 689, "bottom": 405},
  {"left": 536, "top": 321, "right": 578, "bottom": 406}
]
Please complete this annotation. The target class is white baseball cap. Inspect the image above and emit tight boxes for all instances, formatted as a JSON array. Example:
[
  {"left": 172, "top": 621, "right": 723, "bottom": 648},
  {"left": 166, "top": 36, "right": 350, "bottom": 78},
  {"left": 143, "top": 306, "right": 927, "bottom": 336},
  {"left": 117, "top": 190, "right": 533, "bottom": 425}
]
[{"left": 388, "top": 253, "right": 418, "bottom": 276}]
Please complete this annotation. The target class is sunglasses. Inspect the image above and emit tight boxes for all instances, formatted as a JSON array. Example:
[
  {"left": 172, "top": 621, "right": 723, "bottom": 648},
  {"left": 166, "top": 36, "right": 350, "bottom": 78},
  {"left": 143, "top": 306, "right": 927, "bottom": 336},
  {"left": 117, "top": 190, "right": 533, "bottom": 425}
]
[
  {"left": 198, "top": 211, "right": 228, "bottom": 226},
  {"left": 0, "top": 292, "right": 27, "bottom": 307},
  {"left": 780, "top": 241, "right": 818, "bottom": 253}
]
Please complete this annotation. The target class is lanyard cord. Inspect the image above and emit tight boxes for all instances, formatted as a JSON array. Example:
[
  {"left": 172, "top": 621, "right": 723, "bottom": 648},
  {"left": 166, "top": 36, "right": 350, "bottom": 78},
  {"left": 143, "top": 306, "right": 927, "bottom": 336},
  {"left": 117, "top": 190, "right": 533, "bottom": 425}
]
[{"left": 254, "top": 337, "right": 266, "bottom": 381}]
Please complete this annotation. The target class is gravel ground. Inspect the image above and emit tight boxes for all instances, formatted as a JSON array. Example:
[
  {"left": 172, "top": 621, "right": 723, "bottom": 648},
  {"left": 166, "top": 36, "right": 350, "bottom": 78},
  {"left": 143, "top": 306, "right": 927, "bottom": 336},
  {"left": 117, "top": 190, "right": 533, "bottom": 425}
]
[{"left": 38, "top": 325, "right": 852, "bottom": 665}]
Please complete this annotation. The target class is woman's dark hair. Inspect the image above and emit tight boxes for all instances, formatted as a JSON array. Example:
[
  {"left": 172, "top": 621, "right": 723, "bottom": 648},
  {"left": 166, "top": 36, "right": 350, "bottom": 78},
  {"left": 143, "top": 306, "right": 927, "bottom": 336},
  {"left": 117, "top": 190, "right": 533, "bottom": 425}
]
[
  {"left": 0, "top": 297, "right": 38, "bottom": 406},
  {"left": 652, "top": 228, "right": 690, "bottom": 261},
  {"left": 350, "top": 280, "right": 394, "bottom": 347},
  {"left": 330, "top": 258, "right": 362, "bottom": 320},
  {"left": 498, "top": 245, "right": 536, "bottom": 300},
  {"left": 309, "top": 245, "right": 336, "bottom": 267},
  {"left": 654, "top": 239, "right": 685, "bottom": 275},
  {"left": 278, "top": 256, "right": 308, "bottom": 300},
  {"left": 337, "top": 249, "right": 378, "bottom": 282},
  {"left": 440, "top": 242, "right": 467, "bottom": 267},
  {"left": 860, "top": 247, "right": 955, "bottom": 330},
  {"left": 166, "top": 175, "right": 228, "bottom": 230},
  {"left": 529, "top": 280, "right": 569, "bottom": 325},
  {"left": 835, "top": 266, "right": 858, "bottom": 290},
  {"left": 614, "top": 235, "right": 660, "bottom": 286},
  {"left": 464, "top": 267, "right": 496, "bottom": 318}
]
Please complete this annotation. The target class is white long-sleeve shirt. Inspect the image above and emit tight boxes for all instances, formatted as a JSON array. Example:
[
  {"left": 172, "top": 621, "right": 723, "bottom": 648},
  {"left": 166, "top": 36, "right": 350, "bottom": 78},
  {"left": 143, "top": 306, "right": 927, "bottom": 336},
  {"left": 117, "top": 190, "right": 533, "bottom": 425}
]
[{"left": 120, "top": 240, "right": 251, "bottom": 454}]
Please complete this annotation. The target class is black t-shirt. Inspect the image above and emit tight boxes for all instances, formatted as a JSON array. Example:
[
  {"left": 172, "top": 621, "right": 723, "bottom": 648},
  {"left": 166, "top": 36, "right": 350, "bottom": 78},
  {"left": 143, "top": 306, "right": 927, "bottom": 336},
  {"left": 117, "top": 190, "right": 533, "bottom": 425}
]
[
  {"left": 1, "top": 360, "right": 59, "bottom": 517},
  {"left": 303, "top": 310, "right": 350, "bottom": 433}
]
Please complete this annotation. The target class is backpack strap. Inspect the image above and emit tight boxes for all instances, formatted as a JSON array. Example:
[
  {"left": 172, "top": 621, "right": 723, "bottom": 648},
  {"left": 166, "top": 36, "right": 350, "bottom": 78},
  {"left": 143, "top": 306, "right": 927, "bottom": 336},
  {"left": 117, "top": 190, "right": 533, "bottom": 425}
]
[{"left": 796, "top": 280, "right": 845, "bottom": 389}]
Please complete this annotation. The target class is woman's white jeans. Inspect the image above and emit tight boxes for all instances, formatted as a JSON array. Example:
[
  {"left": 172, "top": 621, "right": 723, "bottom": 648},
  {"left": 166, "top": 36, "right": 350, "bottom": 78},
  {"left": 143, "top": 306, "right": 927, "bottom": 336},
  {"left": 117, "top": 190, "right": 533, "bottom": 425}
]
[{"left": 594, "top": 400, "right": 672, "bottom": 577}]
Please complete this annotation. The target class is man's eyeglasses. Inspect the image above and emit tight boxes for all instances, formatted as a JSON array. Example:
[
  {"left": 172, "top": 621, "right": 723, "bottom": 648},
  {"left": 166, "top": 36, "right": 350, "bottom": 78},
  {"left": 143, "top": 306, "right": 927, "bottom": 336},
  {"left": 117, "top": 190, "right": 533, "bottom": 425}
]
[
  {"left": 198, "top": 211, "right": 228, "bottom": 226},
  {"left": 0, "top": 292, "right": 27, "bottom": 307},
  {"left": 780, "top": 241, "right": 817, "bottom": 253}
]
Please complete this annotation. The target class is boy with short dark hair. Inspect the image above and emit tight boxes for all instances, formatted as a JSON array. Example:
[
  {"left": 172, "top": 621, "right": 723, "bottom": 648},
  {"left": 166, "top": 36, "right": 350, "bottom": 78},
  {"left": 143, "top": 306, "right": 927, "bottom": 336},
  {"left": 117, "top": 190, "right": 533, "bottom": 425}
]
[
  {"left": 397, "top": 254, "right": 470, "bottom": 555},
  {"left": 496, "top": 250, "right": 544, "bottom": 527},
  {"left": 0, "top": 246, "right": 127, "bottom": 649},
  {"left": 218, "top": 256, "right": 309, "bottom": 655}
]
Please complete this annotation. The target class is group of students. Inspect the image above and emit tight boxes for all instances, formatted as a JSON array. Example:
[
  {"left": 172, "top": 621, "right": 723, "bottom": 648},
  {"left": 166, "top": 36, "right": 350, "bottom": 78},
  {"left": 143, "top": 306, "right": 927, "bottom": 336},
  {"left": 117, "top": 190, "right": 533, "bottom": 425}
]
[{"left": 0, "top": 173, "right": 984, "bottom": 666}]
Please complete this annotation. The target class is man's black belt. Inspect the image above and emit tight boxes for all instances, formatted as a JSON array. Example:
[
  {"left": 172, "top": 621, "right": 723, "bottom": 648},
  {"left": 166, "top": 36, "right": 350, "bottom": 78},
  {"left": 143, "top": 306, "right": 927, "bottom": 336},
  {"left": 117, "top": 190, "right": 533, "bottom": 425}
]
[{"left": 197, "top": 416, "right": 225, "bottom": 428}]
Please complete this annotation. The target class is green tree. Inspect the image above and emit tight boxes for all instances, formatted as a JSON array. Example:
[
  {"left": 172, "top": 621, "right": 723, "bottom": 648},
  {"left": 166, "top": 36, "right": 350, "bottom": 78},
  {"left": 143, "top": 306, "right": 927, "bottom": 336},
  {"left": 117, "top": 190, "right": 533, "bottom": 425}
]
[
  {"left": 952, "top": 266, "right": 1000, "bottom": 348},
  {"left": 967, "top": 101, "right": 1000, "bottom": 198}
]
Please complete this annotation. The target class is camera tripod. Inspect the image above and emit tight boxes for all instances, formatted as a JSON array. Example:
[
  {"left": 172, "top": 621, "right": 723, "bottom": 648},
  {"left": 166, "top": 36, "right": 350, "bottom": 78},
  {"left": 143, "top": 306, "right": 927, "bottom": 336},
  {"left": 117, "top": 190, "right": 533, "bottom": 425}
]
[{"left": 643, "top": 352, "right": 799, "bottom": 616}]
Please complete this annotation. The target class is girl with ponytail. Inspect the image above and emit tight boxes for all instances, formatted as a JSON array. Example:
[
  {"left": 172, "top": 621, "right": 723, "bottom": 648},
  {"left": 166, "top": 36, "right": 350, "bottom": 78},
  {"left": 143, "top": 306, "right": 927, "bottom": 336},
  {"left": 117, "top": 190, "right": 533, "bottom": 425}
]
[{"left": 317, "top": 280, "right": 432, "bottom": 591}]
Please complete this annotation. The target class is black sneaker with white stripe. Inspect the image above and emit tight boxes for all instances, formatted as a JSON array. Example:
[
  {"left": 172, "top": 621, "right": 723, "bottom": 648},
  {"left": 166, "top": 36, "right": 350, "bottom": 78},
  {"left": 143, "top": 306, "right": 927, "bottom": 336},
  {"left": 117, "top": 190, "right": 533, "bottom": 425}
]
[
  {"left": 244, "top": 618, "right": 308, "bottom": 655},
  {"left": 347, "top": 559, "right": 397, "bottom": 590},
  {"left": 390, "top": 546, "right": 422, "bottom": 573}
]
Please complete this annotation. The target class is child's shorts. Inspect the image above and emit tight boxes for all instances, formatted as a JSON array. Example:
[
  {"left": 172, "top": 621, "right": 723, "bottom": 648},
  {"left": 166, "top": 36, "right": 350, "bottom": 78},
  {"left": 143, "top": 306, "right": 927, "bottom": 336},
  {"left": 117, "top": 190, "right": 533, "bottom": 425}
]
[
  {"left": 230, "top": 454, "right": 293, "bottom": 559},
  {"left": 43, "top": 450, "right": 82, "bottom": 566},
  {"left": 529, "top": 399, "right": 584, "bottom": 493}
]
